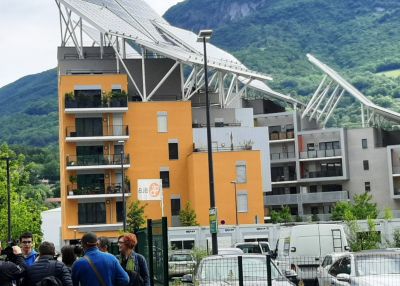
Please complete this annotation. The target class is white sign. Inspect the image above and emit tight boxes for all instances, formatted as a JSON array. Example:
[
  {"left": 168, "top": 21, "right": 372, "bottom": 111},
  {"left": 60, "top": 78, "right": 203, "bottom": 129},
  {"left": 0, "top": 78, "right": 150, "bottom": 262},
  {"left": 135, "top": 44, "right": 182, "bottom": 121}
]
[{"left": 137, "top": 179, "right": 163, "bottom": 201}]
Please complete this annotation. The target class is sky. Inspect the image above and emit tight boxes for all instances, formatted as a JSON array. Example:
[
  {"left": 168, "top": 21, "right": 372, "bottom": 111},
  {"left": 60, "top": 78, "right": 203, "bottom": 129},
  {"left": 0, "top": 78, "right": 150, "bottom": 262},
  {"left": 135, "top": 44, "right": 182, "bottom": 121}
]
[{"left": 0, "top": 0, "right": 183, "bottom": 88}]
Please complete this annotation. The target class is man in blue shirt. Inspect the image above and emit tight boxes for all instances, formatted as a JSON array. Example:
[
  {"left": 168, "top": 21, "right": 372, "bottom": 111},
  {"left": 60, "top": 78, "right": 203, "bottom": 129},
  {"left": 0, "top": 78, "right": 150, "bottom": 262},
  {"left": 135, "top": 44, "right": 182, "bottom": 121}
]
[
  {"left": 19, "top": 233, "right": 38, "bottom": 267},
  {"left": 71, "top": 232, "right": 129, "bottom": 286}
]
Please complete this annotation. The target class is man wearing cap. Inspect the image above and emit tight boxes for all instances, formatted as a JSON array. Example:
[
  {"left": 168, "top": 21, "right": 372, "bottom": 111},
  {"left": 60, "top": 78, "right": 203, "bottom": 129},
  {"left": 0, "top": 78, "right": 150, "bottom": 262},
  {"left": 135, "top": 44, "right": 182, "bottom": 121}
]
[{"left": 71, "top": 232, "right": 129, "bottom": 286}]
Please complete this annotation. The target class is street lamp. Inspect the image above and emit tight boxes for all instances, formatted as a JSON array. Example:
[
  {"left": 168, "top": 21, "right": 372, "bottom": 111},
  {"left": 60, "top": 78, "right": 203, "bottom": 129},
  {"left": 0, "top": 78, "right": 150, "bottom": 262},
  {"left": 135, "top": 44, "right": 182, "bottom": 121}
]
[
  {"left": 1, "top": 157, "right": 11, "bottom": 241},
  {"left": 230, "top": 181, "right": 239, "bottom": 226},
  {"left": 118, "top": 140, "right": 127, "bottom": 232},
  {"left": 197, "top": 29, "right": 218, "bottom": 255}
]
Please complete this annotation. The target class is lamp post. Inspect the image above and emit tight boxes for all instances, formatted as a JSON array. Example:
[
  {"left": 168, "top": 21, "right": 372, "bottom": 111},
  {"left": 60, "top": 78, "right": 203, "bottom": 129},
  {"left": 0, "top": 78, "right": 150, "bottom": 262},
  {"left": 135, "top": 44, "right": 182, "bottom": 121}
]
[
  {"left": 230, "top": 181, "right": 239, "bottom": 226},
  {"left": 197, "top": 29, "right": 218, "bottom": 255},
  {"left": 1, "top": 157, "right": 11, "bottom": 241},
  {"left": 118, "top": 141, "right": 127, "bottom": 232}
]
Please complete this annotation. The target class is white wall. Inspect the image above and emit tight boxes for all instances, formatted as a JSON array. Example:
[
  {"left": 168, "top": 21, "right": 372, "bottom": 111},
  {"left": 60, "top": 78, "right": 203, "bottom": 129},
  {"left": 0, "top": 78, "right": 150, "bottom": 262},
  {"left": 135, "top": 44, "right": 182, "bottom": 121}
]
[{"left": 41, "top": 207, "right": 62, "bottom": 251}]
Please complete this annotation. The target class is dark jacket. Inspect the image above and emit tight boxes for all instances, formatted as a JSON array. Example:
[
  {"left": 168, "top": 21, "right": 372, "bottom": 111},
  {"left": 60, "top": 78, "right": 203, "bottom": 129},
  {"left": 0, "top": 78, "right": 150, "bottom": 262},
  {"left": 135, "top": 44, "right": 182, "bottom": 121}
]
[
  {"left": 118, "top": 252, "right": 150, "bottom": 286},
  {"left": 22, "top": 255, "right": 72, "bottom": 286},
  {"left": 0, "top": 254, "right": 27, "bottom": 286},
  {"left": 71, "top": 247, "right": 129, "bottom": 286}
]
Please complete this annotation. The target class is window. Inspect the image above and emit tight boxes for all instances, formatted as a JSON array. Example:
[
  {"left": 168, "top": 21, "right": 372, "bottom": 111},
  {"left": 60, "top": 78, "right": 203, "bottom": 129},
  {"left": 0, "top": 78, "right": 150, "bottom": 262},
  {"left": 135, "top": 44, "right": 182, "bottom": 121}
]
[
  {"left": 365, "top": 182, "right": 371, "bottom": 192},
  {"left": 168, "top": 142, "right": 179, "bottom": 160},
  {"left": 116, "top": 202, "right": 123, "bottom": 222},
  {"left": 160, "top": 169, "right": 170, "bottom": 188},
  {"left": 157, "top": 112, "right": 168, "bottom": 133},
  {"left": 171, "top": 240, "right": 195, "bottom": 250},
  {"left": 328, "top": 257, "right": 351, "bottom": 277},
  {"left": 363, "top": 160, "right": 369, "bottom": 170},
  {"left": 171, "top": 198, "right": 181, "bottom": 216},
  {"left": 78, "top": 203, "right": 106, "bottom": 225},
  {"left": 236, "top": 162, "right": 247, "bottom": 183},
  {"left": 362, "top": 139, "right": 368, "bottom": 149},
  {"left": 309, "top": 185, "right": 318, "bottom": 193},
  {"left": 237, "top": 191, "right": 248, "bottom": 213}
]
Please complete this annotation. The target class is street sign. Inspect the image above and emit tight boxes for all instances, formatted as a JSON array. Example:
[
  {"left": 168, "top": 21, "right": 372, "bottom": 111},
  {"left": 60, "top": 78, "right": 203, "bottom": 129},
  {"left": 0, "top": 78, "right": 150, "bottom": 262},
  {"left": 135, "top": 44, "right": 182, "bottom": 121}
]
[{"left": 209, "top": 207, "right": 218, "bottom": 234}]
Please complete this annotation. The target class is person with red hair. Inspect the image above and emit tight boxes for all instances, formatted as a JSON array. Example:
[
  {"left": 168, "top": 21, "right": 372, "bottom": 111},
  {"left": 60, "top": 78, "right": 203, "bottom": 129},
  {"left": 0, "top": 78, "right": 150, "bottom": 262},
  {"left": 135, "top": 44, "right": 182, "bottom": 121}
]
[{"left": 117, "top": 234, "right": 149, "bottom": 286}]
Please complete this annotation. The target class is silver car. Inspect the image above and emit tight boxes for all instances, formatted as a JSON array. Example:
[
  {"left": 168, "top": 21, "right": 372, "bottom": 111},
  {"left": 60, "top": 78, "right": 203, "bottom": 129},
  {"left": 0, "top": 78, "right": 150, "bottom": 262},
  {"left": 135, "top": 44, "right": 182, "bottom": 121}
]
[
  {"left": 320, "top": 250, "right": 400, "bottom": 286},
  {"left": 168, "top": 251, "right": 196, "bottom": 278},
  {"left": 190, "top": 254, "right": 295, "bottom": 285},
  {"left": 317, "top": 252, "right": 348, "bottom": 286}
]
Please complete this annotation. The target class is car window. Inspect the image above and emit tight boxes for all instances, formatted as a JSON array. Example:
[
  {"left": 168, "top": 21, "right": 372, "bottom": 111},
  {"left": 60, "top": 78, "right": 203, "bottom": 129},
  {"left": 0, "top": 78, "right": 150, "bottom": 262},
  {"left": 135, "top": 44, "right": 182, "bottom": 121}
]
[
  {"left": 237, "top": 245, "right": 262, "bottom": 254},
  {"left": 322, "top": 255, "right": 332, "bottom": 267},
  {"left": 329, "top": 257, "right": 350, "bottom": 277},
  {"left": 260, "top": 243, "right": 270, "bottom": 253}
]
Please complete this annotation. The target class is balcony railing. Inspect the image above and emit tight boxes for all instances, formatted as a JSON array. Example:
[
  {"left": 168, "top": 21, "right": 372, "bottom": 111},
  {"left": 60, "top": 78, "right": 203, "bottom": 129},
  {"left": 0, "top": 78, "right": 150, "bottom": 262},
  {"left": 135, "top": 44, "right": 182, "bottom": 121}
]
[
  {"left": 65, "top": 95, "right": 128, "bottom": 109},
  {"left": 67, "top": 183, "right": 130, "bottom": 196},
  {"left": 66, "top": 154, "right": 130, "bottom": 167},
  {"left": 302, "top": 169, "right": 343, "bottom": 179},
  {"left": 193, "top": 145, "right": 252, "bottom": 152},
  {"left": 299, "top": 149, "right": 342, "bottom": 159},
  {"left": 192, "top": 122, "right": 241, "bottom": 128},
  {"left": 66, "top": 125, "right": 129, "bottom": 137},
  {"left": 271, "top": 175, "right": 297, "bottom": 183},
  {"left": 265, "top": 190, "right": 349, "bottom": 206},
  {"left": 269, "top": 131, "right": 294, "bottom": 141},
  {"left": 270, "top": 152, "right": 296, "bottom": 160}
]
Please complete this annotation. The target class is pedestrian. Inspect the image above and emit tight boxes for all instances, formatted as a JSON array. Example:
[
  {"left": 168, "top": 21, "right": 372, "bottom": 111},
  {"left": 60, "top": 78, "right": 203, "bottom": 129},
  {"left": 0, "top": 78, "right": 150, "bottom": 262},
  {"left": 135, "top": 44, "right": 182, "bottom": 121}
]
[
  {"left": 71, "top": 232, "right": 129, "bottom": 286},
  {"left": 21, "top": 241, "right": 72, "bottom": 286},
  {"left": 19, "top": 232, "right": 38, "bottom": 266},
  {"left": 117, "top": 234, "right": 149, "bottom": 286},
  {"left": 61, "top": 246, "right": 77, "bottom": 270},
  {"left": 97, "top": 237, "right": 110, "bottom": 253},
  {"left": 0, "top": 242, "right": 27, "bottom": 286}
]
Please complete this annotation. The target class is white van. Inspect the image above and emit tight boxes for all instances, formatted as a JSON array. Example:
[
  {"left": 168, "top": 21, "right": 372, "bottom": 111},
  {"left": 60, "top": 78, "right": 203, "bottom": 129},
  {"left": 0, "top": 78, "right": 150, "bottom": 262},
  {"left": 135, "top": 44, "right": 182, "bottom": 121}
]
[{"left": 274, "top": 224, "right": 349, "bottom": 283}]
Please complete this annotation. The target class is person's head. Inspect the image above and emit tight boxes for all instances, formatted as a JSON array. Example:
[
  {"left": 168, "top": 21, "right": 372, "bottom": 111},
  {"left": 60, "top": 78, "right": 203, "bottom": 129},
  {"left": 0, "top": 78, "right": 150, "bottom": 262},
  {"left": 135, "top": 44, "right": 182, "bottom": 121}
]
[
  {"left": 97, "top": 237, "right": 110, "bottom": 253},
  {"left": 81, "top": 232, "right": 98, "bottom": 251},
  {"left": 61, "top": 245, "right": 77, "bottom": 267},
  {"left": 19, "top": 232, "right": 34, "bottom": 255},
  {"left": 118, "top": 233, "right": 137, "bottom": 256},
  {"left": 39, "top": 241, "right": 55, "bottom": 257}
]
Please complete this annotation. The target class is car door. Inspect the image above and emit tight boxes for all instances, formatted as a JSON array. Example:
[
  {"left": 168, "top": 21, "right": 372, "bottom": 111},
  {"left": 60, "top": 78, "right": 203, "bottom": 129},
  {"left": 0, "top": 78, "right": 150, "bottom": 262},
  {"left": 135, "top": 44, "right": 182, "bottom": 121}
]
[
  {"left": 318, "top": 255, "right": 332, "bottom": 286},
  {"left": 327, "top": 256, "right": 351, "bottom": 286}
]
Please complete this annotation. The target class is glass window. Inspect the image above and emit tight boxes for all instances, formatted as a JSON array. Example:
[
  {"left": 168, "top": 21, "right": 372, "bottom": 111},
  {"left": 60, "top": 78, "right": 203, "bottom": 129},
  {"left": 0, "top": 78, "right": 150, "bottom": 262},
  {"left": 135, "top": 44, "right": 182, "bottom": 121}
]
[
  {"left": 78, "top": 202, "right": 106, "bottom": 225},
  {"left": 237, "top": 192, "right": 248, "bottom": 213},
  {"left": 160, "top": 170, "right": 170, "bottom": 188},
  {"left": 116, "top": 201, "right": 124, "bottom": 222},
  {"left": 171, "top": 198, "right": 181, "bottom": 216},
  {"left": 171, "top": 241, "right": 183, "bottom": 250},
  {"left": 168, "top": 142, "right": 179, "bottom": 160},
  {"left": 236, "top": 162, "right": 247, "bottom": 183},
  {"left": 363, "top": 160, "right": 369, "bottom": 170},
  {"left": 365, "top": 182, "right": 371, "bottom": 192},
  {"left": 362, "top": 139, "right": 368, "bottom": 149},
  {"left": 157, "top": 112, "right": 168, "bottom": 133},
  {"left": 183, "top": 240, "right": 195, "bottom": 249}
]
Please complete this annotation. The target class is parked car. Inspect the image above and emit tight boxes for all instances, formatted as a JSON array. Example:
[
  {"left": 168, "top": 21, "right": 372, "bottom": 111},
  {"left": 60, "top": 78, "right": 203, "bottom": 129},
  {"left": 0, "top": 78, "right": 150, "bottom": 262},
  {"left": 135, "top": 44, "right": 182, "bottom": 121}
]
[
  {"left": 234, "top": 242, "right": 271, "bottom": 254},
  {"left": 318, "top": 250, "right": 400, "bottom": 286},
  {"left": 316, "top": 252, "right": 348, "bottom": 286},
  {"left": 182, "top": 254, "right": 296, "bottom": 285},
  {"left": 218, "top": 248, "right": 244, "bottom": 255},
  {"left": 274, "top": 224, "right": 349, "bottom": 283},
  {"left": 168, "top": 251, "right": 196, "bottom": 278}
]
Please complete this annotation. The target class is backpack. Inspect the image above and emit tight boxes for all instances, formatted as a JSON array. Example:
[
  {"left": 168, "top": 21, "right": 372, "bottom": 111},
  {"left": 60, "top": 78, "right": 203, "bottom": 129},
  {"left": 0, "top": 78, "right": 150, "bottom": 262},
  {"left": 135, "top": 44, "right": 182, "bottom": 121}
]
[{"left": 35, "top": 261, "right": 63, "bottom": 286}]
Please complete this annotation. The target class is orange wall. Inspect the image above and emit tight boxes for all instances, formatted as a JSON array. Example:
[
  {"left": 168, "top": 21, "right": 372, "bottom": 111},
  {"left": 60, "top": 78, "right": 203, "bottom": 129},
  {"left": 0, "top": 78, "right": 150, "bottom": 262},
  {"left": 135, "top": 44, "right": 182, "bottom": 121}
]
[{"left": 187, "top": 151, "right": 264, "bottom": 226}]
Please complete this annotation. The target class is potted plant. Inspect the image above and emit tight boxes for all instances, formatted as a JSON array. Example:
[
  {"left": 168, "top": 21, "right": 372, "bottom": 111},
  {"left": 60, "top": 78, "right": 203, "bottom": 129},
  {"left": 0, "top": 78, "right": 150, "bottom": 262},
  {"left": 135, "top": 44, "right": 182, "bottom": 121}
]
[
  {"left": 65, "top": 91, "right": 77, "bottom": 108},
  {"left": 69, "top": 175, "right": 77, "bottom": 195},
  {"left": 110, "top": 90, "right": 128, "bottom": 107},
  {"left": 243, "top": 140, "right": 254, "bottom": 150},
  {"left": 102, "top": 91, "right": 112, "bottom": 107}
]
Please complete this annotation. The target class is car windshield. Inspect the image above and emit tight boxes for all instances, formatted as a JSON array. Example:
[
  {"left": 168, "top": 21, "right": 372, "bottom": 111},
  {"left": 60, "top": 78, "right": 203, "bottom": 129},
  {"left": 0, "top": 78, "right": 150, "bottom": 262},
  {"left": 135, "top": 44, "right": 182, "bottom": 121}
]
[
  {"left": 170, "top": 254, "right": 192, "bottom": 262},
  {"left": 355, "top": 255, "right": 400, "bottom": 276},
  {"left": 260, "top": 243, "right": 270, "bottom": 252},
  {"left": 198, "top": 256, "right": 281, "bottom": 282},
  {"left": 236, "top": 244, "right": 262, "bottom": 254}
]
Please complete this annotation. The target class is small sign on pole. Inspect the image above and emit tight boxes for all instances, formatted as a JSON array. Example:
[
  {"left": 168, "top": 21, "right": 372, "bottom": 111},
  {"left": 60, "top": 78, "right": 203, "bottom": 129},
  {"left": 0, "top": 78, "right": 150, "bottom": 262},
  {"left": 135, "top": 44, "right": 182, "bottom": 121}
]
[{"left": 209, "top": 207, "right": 218, "bottom": 234}]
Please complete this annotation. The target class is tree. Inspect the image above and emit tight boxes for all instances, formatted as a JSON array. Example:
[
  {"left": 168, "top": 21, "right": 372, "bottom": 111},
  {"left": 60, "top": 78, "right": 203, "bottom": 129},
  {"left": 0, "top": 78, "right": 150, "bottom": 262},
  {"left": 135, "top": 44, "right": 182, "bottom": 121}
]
[
  {"left": 270, "top": 206, "right": 293, "bottom": 224},
  {"left": 126, "top": 200, "right": 147, "bottom": 233},
  {"left": 331, "top": 193, "right": 378, "bottom": 221},
  {"left": 179, "top": 202, "right": 199, "bottom": 226}
]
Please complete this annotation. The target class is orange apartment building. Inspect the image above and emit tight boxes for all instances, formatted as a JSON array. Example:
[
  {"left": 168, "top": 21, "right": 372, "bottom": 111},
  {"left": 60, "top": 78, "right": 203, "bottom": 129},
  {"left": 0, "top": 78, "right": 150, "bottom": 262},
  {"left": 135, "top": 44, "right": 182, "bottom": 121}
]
[{"left": 58, "top": 47, "right": 266, "bottom": 242}]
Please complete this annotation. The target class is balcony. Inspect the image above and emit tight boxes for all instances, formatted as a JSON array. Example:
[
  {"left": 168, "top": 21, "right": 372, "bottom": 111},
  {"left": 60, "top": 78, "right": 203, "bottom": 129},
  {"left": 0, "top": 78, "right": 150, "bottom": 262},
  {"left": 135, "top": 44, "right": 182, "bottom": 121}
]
[
  {"left": 193, "top": 145, "right": 253, "bottom": 152},
  {"left": 67, "top": 183, "right": 131, "bottom": 200},
  {"left": 270, "top": 152, "right": 296, "bottom": 162},
  {"left": 269, "top": 130, "right": 295, "bottom": 142},
  {"left": 65, "top": 125, "right": 129, "bottom": 142},
  {"left": 302, "top": 169, "right": 343, "bottom": 179},
  {"left": 66, "top": 154, "right": 130, "bottom": 170},
  {"left": 271, "top": 174, "right": 297, "bottom": 184},
  {"left": 192, "top": 122, "right": 241, "bottom": 128},
  {"left": 64, "top": 93, "right": 128, "bottom": 114},
  {"left": 299, "top": 149, "right": 342, "bottom": 160},
  {"left": 264, "top": 190, "right": 349, "bottom": 206}
]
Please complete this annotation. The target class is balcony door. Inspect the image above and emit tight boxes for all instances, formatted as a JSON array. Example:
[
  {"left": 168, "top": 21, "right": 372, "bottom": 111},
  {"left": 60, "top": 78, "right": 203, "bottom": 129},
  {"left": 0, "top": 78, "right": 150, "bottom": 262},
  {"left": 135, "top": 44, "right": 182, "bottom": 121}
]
[
  {"left": 76, "top": 145, "right": 104, "bottom": 165},
  {"left": 76, "top": 118, "right": 103, "bottom": 137},
  {"left": 113, "top": 114, "right": 123, "bottom": 136},
  {"left": 75, "top": 89, "right": 101, "bottom": 108},
  {"left": 77, "top": 174, "right": 105, "bottom": 194}
]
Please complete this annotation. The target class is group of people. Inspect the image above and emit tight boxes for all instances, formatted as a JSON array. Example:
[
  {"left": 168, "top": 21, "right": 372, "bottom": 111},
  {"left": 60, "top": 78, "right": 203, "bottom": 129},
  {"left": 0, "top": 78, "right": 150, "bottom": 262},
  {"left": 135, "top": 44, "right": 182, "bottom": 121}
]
[{"left": 0, "top": 231, "right": 150, "bottom": 286}]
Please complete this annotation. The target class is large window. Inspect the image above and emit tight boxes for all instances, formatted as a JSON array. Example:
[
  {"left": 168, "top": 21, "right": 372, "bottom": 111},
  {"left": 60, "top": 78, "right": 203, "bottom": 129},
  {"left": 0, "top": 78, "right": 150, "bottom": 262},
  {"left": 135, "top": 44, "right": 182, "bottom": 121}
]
[
  {"left": 236, "top": 162, "right": 247, "bottom": 183},
  {"left": 237, "top": 191, "right": 248, "bottom": 213},
  {"left": 75, "top": 118, "right": 103, "bottom": 137},
  {"left": 171, "top": 198, "right": 181, "bottom": 216},
  {"left": 78, "top": 203, "right": 106, "bottom": 225},
  {"left": 168, "top": 142, "right": 179, "bottom": 160},
  {"left": 160, "top": 170, "right": 170, "bottom": 188},
  {"left": 171, "top": 240, "right": 194, "bottom": 250},
  {"left": 157, "top": 112, "right": 168, "bottom": 133}
]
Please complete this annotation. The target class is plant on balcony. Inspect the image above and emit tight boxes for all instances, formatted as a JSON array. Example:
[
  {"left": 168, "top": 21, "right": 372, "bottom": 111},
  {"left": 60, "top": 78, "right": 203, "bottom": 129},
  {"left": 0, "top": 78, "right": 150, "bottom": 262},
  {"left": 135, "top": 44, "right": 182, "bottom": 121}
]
[
  {"left": 110, "top": 90, "right": 128, "bottom": 107},
  {"left": 243, "top": 139, "right": 254, "bottom": 150},
  {"left": 65, "top": 91, "right": 75, "bottom": 101},
  {"left": 102, "top": 91, "right": 112, "bottom": 107},
  {"left": 65, "top": 91, "right": 77, "bottom": 108}
]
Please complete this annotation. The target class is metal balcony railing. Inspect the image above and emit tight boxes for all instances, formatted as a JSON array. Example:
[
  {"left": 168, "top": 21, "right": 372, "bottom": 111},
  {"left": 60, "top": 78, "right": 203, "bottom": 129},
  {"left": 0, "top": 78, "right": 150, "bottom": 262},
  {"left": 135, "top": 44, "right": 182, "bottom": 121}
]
[
  {"left": 66, "top": 154, "right": 130, "bottom": 167},
  {"left": 299, "top": 149, "right": 342, "bottom": 159},
  {"left": 271, "top": 175, "right": 297, "bottom": 183},
  {"left": 270, "top": 152, "right": 296, "bottom": 160},
  {"left": 193, "top": 145, "right": 252, "bottom": 152},
  {"left": 192, "top": 122, "right": 241, "bottom": 128},
  {"left": 302, "top": 169, "right": 343, "bottom": 179},
  {"left": 264, "top": 190, "right": 349, "bottom": 205},
  {"left": 67, "top": 183, "right": 130, "bottom": 196},
  {"left": 65, "top": 95, "right": 128, "bottom": 108},
  {"left": 66, "top": 125, "right": 129, "bottom": 137}
]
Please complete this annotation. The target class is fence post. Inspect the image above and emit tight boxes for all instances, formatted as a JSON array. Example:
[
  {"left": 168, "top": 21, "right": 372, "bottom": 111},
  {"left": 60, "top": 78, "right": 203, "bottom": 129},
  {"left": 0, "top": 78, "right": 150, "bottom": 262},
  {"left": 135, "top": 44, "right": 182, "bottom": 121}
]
[
  {"left": 238, "top": 256, "right": 244, "bottom": 286},
  {"left": 266, "top": 254, "right": 272, "bottom": 286},
  {"left": 162, "top": 217, "right": 169, "bottom": 286},
  {"left": 147, "top": 219, "right": 154, "bottom": 286}
]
